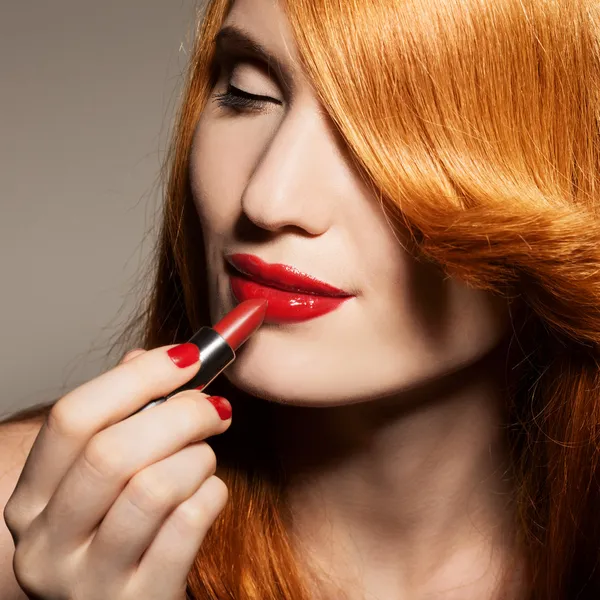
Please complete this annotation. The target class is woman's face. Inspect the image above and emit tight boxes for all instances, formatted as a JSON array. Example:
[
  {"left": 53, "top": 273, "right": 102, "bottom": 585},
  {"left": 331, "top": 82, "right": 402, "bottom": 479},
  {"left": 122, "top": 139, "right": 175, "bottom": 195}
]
[{"left": 190, "top": 0, "right": 511, "bottom": 406}]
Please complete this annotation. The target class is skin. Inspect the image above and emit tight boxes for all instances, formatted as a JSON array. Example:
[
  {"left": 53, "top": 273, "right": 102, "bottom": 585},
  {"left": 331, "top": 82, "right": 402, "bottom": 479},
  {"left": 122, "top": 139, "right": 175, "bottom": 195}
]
[{"left": 191, "top": 0, "right": 524, "bottom": 598}]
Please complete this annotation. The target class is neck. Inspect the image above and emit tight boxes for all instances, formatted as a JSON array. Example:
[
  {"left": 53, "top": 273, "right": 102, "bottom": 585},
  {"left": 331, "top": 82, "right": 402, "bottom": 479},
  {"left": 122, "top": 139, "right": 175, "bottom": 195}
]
[{"left": 270, "top": 343, "right": 525, "bottom": 599}]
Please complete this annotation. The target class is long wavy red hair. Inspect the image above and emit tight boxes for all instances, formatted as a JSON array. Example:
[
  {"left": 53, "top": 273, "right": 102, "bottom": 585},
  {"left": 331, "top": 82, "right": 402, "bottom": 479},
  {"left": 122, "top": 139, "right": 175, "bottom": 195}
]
[{"left": 6, "top": 0, "right": 600, "bottom": 597}]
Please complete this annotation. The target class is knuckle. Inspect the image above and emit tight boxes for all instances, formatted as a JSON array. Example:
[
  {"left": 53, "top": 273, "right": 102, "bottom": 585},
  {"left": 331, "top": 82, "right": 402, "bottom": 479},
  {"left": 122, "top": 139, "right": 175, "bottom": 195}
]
[
  {"left": 174, "top": 502, "right": 207, "bottom": 530},
  {"left": 176, "top": 442, "right": 217, "bottom": 481},
  {"left": 4, "top": 495, "right": 42, "bottom": 543},
  {"left": 3, "top": 497, "right": 21, "bottom": 535},
  {"left": 186, "top": 441, "right": 218, "bottom": 476},
  {"left": 208, "top": 475, "right": 229, "bottom": 505},
  {"left": 81, "top": 435, "right": 124, "bottom": 481},
  {"left": 121, "top": 348, "right": 145, "bottom": 364},
  {"left": 127, "top": 470, "right": 173, "bottom": 516},
  {"left": 172, "top": 476, "right": 228, "bottom": 533},
  {"left": 202, "top": 444, "right": 218, "bottom": 476},
  {"left": 13, "top": 543, "right": 44, "bottom": 595},
  {"left": 46, "top": 399, "right": 86, "bottom": 439},
  {"left": 206, "top": 444, "right": 217, "bottom": 475}
]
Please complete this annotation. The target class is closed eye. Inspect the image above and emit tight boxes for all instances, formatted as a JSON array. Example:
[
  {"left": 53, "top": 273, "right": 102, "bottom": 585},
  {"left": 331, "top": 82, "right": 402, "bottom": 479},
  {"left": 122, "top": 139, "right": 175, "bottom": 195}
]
[{"left": 212, "top": 83, "right": 283, "bottom": 114}]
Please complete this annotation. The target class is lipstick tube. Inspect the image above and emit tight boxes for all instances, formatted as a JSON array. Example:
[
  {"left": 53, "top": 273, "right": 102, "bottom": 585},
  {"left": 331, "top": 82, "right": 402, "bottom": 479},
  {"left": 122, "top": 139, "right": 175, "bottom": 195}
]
[
  {"left": 137, "top": 328, "right": 234, "bottom": 412},
  {"left": 134, "top": 299, "right": 267, "bottom": 413}
]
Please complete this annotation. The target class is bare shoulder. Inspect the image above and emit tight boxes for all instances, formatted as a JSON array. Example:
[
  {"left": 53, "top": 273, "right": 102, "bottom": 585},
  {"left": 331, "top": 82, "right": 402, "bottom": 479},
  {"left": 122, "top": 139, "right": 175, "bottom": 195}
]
[{"left": 0, "top": 416, "right": 45, "bottom": 600}]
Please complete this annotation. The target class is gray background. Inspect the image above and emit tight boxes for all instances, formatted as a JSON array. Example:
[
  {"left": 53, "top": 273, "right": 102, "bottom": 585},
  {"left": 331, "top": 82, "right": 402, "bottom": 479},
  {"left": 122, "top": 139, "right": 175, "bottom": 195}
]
[{"left": 0, "top": 1, "right": 197, "bottom": 418}]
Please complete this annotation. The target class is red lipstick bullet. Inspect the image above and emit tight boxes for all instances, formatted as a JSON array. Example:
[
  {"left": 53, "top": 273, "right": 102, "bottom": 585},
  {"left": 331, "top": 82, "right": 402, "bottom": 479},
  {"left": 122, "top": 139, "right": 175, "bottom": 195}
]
[
  {"left": 136, "top": 299, "right": 267, "bottom": 412},
  {"left": 213, "top": 298, "right": 268, "bottom": 350}
]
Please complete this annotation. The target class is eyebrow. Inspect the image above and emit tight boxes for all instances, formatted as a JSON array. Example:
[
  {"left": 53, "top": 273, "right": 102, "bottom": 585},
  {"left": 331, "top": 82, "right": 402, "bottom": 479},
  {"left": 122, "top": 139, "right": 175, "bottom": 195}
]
[{"left": 213, "top": 25, "right": 294, "bottom": 93}]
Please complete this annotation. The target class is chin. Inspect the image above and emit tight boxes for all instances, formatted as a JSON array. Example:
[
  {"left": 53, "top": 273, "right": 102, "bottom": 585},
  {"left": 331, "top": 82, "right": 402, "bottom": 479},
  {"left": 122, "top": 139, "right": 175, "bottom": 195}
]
[
  {"left": 221, "top": 350, "right": 372, "bottom": 407},
  {"left": 221, "top": 324, "right": 510, "bottom": 408},
  {"left": 221, "top": 340, "right": 415, "bottom": 408},
  {"left": 222, "top": 356, "right": 345, "bottom": 406}
]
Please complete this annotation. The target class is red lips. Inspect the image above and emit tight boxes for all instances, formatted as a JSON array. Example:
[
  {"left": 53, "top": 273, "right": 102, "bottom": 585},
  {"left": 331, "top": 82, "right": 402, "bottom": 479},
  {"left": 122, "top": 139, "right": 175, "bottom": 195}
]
[{"left": 225, "top": 253, "right": 354, "bottom": 324}]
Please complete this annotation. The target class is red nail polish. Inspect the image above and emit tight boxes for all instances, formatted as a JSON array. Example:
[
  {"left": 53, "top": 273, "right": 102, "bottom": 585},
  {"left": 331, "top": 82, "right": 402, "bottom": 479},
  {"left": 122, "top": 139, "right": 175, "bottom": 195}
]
[
  {"left": 206, "top": 396, "right": 232, "bottom": 421},
  {"left": 167, "top": 343, "right": 199, "bottom": 368}
]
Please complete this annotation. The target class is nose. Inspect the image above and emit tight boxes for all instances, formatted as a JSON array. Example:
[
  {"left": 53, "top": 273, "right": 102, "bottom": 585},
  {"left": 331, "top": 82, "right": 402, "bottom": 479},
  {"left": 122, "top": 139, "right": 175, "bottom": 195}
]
[{"left": 240, "top": 97, "right": 345, "bottom": 236}]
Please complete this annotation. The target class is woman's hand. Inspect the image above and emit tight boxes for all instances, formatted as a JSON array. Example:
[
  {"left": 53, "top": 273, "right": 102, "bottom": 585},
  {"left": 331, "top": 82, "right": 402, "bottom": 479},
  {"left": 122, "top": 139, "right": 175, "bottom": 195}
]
[{"left": 3, "top": 343, "right": 231, "bottom": 600}]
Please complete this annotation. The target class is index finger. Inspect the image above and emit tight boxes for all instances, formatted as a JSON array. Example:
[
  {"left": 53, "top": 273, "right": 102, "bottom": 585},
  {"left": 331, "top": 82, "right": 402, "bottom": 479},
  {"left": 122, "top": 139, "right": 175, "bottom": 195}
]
[{"left": 12, "top": 343, "right": 201, "bottom": 514}]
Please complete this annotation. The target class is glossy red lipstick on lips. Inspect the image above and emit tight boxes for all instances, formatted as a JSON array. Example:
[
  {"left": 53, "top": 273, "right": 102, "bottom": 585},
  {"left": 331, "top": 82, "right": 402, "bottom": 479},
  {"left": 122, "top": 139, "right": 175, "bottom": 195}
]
[
  {"left": 226, "top": 253, "right": 355, "bottom": 324},
  {"left": 137, "top": 299, "right": 267, "bottom": 412}
]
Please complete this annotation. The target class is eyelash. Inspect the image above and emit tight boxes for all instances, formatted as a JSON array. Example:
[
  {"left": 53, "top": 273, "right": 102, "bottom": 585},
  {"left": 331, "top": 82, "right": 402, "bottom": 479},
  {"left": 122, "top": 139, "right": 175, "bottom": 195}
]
[{"left": 212, "top": 83, "right": 282, "bottom": 114}]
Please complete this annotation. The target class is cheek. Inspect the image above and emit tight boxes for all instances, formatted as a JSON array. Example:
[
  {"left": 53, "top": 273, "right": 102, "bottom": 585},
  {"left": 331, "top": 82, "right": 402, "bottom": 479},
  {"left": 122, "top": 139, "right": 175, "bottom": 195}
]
[
  {"left": 362, "top": 199, "right": 512, "bottom": 350},
  {"left": 189, "top": 117, "right": 246, "bottom": 233},
  {"left": 349, "top": 200, "right": 512, "bottom": 371}
]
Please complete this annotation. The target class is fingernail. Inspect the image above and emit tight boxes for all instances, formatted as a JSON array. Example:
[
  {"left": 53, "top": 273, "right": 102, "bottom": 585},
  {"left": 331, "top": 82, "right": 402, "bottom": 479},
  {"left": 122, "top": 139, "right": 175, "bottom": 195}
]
[
  {"left": 206, "top": 396, "right": 232, "bottom": 421},
  {"left": 167, "top": 343, "right": 199, "bottom": 368}
]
